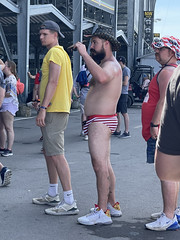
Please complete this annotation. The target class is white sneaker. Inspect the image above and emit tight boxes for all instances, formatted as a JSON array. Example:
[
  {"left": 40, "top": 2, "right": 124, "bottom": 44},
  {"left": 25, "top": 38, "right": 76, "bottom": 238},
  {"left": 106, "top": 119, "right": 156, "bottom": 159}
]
[
  {"left": 151, "top": 211, "right": 163, "bottom": 220},
  {"left": 107, "top": 202, "right": 122, "bottom": 217},
  {"left": 151, "top": 208, "right": 180, "bottom": 223},
  {"left": 32, "top": 193, "right": 60, "bottom": 206},
  {"left": 83, "top": 135, "right": 88, "bottom": 141},
  {"left": 78, "top": 205, "right": 112, "bottom": 225},
  {"left": 90, "top": 202, "right": 122, "bottom": 217},
  {"left": 45, "top": 200, "right": 79, "bottom": 216},
  {"left": 145, "top": 213, "right": 180, "bottom": 231}
]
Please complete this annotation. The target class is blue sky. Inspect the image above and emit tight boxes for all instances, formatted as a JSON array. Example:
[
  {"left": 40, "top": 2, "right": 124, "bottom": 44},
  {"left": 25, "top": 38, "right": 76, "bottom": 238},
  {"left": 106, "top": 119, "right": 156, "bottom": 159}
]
[{"left": 154, "top": 0, "right": 180, "bottom": 39}]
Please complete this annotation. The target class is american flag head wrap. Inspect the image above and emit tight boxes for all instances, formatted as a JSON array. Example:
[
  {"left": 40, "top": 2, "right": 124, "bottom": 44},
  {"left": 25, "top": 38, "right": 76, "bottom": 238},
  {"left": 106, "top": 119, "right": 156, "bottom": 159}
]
[{"left": 152, "top": 36, "right": 180, "bottom": 60}]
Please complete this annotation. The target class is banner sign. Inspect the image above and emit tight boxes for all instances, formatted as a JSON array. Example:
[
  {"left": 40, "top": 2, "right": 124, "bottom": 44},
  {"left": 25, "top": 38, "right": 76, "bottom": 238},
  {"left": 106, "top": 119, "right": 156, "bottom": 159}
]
[
  {"left": 144, "top": 11, "right": 154, "bottom": 44},
  {"left": 154, "top": 33, "right": 160, "bottom": 38},
  {"left": 84, "top": 0, "right": 115, "bottom": 14},
  {"left": 144, "top": 11, "right": 154, "bottom": 19}
]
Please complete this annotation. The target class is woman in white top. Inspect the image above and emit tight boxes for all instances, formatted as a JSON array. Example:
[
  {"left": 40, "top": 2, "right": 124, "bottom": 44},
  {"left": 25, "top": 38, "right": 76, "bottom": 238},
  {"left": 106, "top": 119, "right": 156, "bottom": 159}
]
[{"left": 0, "top": 60, "right": 19, "bottom": 157}]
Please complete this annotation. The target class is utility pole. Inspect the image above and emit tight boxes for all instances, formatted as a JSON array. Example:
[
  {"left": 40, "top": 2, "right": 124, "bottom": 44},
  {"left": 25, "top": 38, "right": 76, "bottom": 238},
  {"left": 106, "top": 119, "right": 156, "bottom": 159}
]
[
  {"left": 73, "top": 0, "right": 83, "bottom": 79},
  {"left": 127, "top": 0, "right": 135, "bottom": 69},
  {"left": 137, "top": 0, "right": 144, "bottom": 57}
]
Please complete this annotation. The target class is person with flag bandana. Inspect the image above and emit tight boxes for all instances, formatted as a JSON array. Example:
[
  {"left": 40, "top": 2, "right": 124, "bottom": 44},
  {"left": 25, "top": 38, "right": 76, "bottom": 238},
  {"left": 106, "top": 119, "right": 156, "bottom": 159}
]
[{"left": 142, "top": 36, "right": 180, "bottom": 231}]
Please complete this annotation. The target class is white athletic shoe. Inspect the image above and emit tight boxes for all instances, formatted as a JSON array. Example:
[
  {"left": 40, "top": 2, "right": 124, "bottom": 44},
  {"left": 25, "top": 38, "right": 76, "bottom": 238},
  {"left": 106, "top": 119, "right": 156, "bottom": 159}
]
[
  {"left": 151, "top": 211, "right": 163, "bottom": 220},
  {"left": 78, "top": 205, "right": 112, "bottom": 225},
  {"left": 32, "top": 193, "right": 60, "bottom": 206},
  {"left": 107, "top": 202, "right": 122, "bottom": 217},
  {"left": 151, "top": 208, "right": 180, "bottom": 223},
  {"left": 145, "top": 213, "right": 180, "bottom": 231},
  {"left": 83, "top": 135, "right": 88, "bottom": 141},
  {"left": 90, "top": 202, "right": 122, "bottom": 217},
  {"left": 45, "top": 200, "right": 79, "bottom": 216}
]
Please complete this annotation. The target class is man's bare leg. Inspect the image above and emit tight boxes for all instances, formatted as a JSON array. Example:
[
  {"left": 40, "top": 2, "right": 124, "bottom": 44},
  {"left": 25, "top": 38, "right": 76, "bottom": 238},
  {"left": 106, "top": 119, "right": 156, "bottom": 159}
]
[
  {"left": 122, "top": 112, "right": 129, "bottom": 133},
  {"left": 107, "top": 139, "right": 116, "bottom": 205},
  {"left": 88, "top": 122, "right": 112, "bottom": 212},
  {"left": 45, "top": 154, "right": 72, "bottom": 191},
  {"left": 156, "top": 150, "right": 180, "bottom": 182},
  {"left": 107, "top": 161, "right": 116, "bottom": 206},
  {"left": 161, "top": 180, "right": 178, "bottom": 219},
  {"left": 116, "top": 112, "right": 121, "bottom": 132},
  {"left": 156, "top": 150, "right": 180, "bottom": 219}
]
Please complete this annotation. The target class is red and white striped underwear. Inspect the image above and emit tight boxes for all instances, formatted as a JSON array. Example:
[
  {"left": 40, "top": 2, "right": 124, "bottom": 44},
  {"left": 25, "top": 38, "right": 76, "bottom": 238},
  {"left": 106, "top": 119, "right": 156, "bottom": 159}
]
[{"left": 83, "top": 114, "right": 118, "bottom": 135}]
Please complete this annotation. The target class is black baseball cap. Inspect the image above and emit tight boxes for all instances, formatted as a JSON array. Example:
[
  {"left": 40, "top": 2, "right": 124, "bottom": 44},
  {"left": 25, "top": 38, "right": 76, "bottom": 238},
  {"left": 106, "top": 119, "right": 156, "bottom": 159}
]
[
  {"left": 117, "top": 56, "right": 126, "bottom": 64},
  {"left": 40, "top": 20, "right": 65, "bottom": 38}
]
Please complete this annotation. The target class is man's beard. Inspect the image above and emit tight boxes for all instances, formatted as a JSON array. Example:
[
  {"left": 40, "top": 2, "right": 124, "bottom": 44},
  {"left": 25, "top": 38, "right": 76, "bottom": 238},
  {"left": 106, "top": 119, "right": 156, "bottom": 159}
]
[{"left": 90, "top": 47, "right": 106, "bottom": 62}]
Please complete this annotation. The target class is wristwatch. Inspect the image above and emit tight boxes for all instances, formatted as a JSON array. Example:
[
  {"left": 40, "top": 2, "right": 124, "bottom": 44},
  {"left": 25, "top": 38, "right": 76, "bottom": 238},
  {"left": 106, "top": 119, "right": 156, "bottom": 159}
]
[{"left": 150, "top": 122, "right": 159, "bottom": 127}]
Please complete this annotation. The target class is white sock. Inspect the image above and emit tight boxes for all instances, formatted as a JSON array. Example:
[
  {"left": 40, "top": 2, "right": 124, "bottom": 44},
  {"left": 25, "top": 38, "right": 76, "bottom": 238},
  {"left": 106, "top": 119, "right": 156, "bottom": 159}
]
[
  {"left": 48, "top": 184, "right": 58, "bottom": 197},
  {"left": 63, "top": 190, "right": 74, "bottom": 205}
]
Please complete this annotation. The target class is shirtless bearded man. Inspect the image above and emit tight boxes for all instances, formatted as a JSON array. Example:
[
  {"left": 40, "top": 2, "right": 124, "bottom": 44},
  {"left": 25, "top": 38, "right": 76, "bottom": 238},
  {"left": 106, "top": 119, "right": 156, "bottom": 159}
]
[{"left": 75, "top": 27, "right": 122, "bottom": 225}]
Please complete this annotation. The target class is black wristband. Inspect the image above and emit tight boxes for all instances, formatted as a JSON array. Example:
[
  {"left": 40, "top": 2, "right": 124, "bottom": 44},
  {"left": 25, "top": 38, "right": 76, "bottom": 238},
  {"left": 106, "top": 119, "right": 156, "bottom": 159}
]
[
  {"left": 150, "top": 122, "right": 159, "bottom": 127},
  {"left": 40, "top": 106, "right": 47, "bottom": 110}
]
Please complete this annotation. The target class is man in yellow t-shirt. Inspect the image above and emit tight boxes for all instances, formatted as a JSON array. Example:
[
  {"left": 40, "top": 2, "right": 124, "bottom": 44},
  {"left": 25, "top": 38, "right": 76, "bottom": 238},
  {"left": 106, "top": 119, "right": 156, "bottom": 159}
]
[{"left": 32, "top": 20, "right": 79, "bottom": 216}]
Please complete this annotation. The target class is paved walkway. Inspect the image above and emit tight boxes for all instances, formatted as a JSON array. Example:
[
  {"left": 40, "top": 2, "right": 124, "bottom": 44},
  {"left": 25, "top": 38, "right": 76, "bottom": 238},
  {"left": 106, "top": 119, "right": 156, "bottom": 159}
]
[{"left": 1, "top": 105, "right": 180, "bottom": 240}]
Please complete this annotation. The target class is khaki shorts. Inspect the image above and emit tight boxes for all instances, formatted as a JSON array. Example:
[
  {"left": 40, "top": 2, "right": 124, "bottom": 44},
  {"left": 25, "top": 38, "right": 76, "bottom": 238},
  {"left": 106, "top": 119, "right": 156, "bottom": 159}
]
[{"left": 41, "top": 112, "right": 69, "bottom": 156}]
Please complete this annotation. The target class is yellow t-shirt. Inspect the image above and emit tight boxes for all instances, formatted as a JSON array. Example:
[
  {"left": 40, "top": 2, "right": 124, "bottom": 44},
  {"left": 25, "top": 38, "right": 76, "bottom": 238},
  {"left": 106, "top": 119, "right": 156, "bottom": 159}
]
[{"left": 40, "top": 45, "right": 73, "bottom": 113}]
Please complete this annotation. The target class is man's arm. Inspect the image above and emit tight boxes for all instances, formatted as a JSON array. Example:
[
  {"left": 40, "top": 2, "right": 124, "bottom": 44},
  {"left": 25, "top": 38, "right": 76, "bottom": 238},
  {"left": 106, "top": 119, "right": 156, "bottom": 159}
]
[
  {"left": 28, "top": 72, "right": 36, "bottom": 79},
  {"left": 150, "top": 68, "right": 174, "bottom": 138},
  {"left": 36, "top": 61, "right": 61, "bottom": 127},
  {"left": 75, "top": 42, "right": 113, "bottom": 84},
  {"left": 41, "top": 61, "right": 61, "bottom": 107},
  {"left": 123, "top": 75, "right": 129, "bottom": 86}
]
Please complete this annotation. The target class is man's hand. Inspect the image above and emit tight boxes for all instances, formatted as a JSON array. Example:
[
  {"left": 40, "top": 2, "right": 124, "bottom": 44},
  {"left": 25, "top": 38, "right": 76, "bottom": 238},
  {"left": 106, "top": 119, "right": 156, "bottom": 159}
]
[
  {"left": 74, "top": 42, "right": 87, "bottom": 57},
  {"left": 36, "top": 108, "right": 46, "bottom": 127},
  {"left": 150, "top": 126, "right": 158, "bottom": 140}
]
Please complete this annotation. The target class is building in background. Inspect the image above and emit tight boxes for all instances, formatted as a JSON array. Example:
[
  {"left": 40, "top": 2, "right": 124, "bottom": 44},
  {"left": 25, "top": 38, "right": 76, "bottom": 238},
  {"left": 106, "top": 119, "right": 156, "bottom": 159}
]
[{"left": 0, "top": 0, "right": 156, "bottom": 102}]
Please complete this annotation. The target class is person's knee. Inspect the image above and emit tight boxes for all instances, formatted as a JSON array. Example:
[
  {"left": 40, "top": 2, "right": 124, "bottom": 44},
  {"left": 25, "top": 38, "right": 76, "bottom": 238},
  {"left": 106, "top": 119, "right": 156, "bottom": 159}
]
[
  {"left": 155, "top": 166, "right": 164, "bottom": 181},
  {"left": 4, "top": 125, "right": 13, "bottom": 132},
  {"left": 121, "top": 112, "right": 127, "bottom": 117},
  {"left": 92, "top": 160, "right": 108, "bottom": 175},
  {"left": 51, "top": 154, "right": 66, "bottom": 163},
  {"left": 155, "top": 160, "right": 171, "bottom": 181}
]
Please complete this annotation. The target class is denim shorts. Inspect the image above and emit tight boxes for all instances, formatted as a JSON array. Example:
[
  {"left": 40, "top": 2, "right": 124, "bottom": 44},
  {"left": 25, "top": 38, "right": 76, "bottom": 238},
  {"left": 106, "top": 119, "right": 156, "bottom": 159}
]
[{"left": 146, "top": 137, "right": 157, "bottom": 164}]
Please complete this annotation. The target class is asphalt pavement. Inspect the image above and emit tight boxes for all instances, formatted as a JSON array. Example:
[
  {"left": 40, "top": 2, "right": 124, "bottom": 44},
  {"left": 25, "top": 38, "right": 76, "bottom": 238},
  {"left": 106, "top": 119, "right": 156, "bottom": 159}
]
[{"left": 1, "top": 103, "right": 180, "bottom": 240}]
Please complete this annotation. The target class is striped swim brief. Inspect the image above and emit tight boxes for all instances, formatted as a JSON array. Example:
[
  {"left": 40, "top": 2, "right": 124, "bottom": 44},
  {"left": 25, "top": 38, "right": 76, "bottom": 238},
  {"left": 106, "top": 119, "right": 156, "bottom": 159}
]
[{"left": 83, "top": 114, "right": 118, "bottom": 135}]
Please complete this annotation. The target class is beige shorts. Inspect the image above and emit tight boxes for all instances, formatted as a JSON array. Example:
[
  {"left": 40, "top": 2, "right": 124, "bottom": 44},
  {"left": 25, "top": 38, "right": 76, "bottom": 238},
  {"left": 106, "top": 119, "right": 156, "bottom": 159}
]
[{"left": 41, "top": 112, "right": 69, "bottom": 156}]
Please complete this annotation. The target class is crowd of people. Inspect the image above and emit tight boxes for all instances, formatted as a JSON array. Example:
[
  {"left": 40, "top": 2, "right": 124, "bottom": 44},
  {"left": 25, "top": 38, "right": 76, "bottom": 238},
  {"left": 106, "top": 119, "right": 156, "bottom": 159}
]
[{"left": 1, "top": 20, "right": 180, "bottom": 232}]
